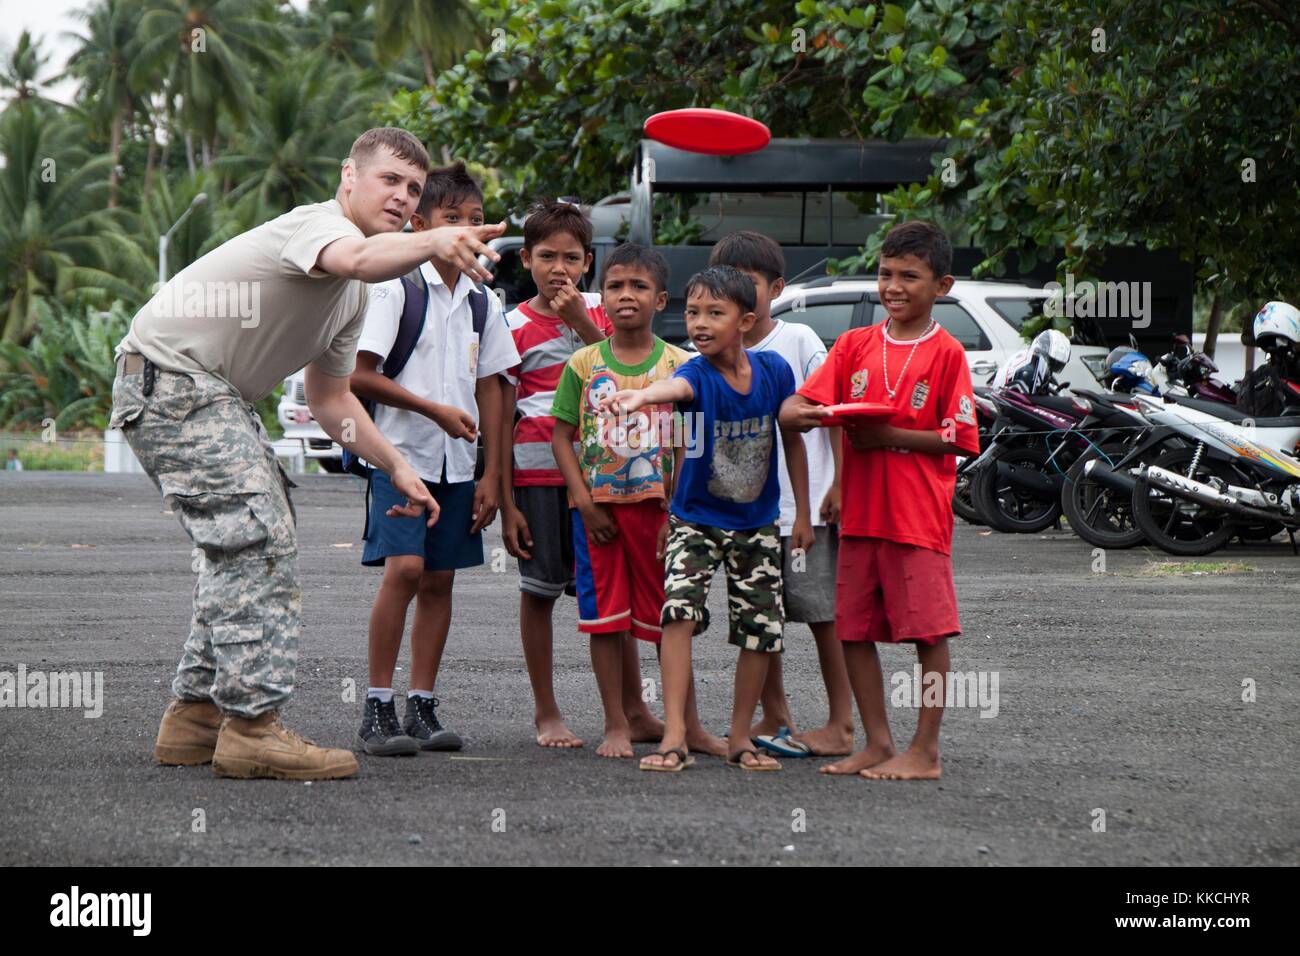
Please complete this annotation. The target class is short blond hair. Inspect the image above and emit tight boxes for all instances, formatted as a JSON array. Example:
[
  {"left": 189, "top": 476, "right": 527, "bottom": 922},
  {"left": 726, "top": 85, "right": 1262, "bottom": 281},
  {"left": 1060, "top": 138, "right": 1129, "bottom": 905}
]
[{"left": 348, "top": 127, "right": 430, "bottom": 173}]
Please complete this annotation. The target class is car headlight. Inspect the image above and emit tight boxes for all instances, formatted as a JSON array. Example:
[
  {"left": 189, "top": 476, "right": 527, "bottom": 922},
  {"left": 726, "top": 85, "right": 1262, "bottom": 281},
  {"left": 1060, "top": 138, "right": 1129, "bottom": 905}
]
[{"left": 1079, "top": 354, "right": 1108, "bottom": 380}]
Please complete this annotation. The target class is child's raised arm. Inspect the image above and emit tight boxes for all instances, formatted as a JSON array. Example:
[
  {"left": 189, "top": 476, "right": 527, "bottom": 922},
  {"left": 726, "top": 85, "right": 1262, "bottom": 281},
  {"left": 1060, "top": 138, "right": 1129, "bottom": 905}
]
[
  {"left": 603, "top": 376, "right": 693, "bottom": 416},
  {"left": 779, "top": 393, "right": 829, "bottom": 433}
]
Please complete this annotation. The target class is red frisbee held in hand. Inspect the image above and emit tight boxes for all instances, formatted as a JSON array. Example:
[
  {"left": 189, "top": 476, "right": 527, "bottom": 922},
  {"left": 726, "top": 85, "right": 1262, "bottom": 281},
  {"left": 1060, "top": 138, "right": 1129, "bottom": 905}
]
[
  {"left": 643, "top": 108, "right": 771, "bottom": 156},
  {"left": 819, "top": 402, "right": 896, "bottom": 426}
]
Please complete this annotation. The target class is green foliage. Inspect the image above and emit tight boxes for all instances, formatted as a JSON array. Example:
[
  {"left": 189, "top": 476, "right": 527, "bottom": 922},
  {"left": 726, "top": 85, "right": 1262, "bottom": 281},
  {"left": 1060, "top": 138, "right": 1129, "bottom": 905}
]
[{"left": 0, "top": 299, "right": 132, "bottom": 430}]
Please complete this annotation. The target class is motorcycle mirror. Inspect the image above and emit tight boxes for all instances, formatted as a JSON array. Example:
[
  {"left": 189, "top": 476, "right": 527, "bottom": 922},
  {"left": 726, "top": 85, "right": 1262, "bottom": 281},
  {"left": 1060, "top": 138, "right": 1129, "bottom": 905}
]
[{"left": 1129, "top": 332, "right": 1140, "bottom": 350}]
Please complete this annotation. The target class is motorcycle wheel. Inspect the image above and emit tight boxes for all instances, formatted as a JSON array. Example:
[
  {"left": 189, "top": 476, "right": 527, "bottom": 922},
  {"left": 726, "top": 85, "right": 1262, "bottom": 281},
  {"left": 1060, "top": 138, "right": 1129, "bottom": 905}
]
[
  {"left": 971, "top": 446, "right": 1062, "bottom": 533},
  {"left": 1131, "top": 446, "right": 1238, "bottom": 556},
  {"left": 1061, "top": 444, "right": 1146, "bottom": 549},
  {"left": 1236, "top": 521, "right": 1283, "bottom": 543},
  {"left": 953, "top": 463, "right": 985, "bottom": 526}
]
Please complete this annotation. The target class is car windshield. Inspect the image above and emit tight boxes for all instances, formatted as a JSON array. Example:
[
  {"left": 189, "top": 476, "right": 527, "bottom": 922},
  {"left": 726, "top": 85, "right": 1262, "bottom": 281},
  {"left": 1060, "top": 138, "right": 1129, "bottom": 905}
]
[{"left": 988, "top": 296, "right": 1108, "bottom": 347}]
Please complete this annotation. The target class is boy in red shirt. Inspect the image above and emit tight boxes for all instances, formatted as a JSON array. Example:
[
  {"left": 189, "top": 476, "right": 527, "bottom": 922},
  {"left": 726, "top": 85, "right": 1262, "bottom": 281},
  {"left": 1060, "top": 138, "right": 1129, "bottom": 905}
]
[{"left": 780, "top": 221, "right": 979, "bottom": 780}]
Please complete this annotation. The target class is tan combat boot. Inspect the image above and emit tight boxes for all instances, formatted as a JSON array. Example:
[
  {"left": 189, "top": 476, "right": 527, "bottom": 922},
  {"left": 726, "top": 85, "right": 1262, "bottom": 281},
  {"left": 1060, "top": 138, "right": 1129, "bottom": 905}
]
[
  {"left": 212, "top": 711, "right": 358, "bottom": 780},
  {"left": 155, "top": 698, "right": 225, "bottom": 765}
]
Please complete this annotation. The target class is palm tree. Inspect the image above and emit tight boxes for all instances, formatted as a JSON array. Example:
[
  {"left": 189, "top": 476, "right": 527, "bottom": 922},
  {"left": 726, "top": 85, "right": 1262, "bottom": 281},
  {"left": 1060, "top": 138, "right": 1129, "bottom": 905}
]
[
  {"left": 128, "top": 0, "right": 285, "bottom": 171},
  {"left": 213, "top": 52, "right": 370, "bottom": 225},
  {"left": 373, "top": 0, "right": 481, "bottom": 88},
  {"left": 0, "top": 31, "right": 62, "bottom": 108},
  {"left": 62, "top": 0, "right": 149, "bottom": 207},
  {"left": 0, "top": 103, "right": 137, "bottom": 343}
]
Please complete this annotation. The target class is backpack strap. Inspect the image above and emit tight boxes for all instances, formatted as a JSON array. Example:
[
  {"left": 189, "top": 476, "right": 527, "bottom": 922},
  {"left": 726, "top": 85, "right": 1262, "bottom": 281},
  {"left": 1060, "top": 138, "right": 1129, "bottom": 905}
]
[
  {"left": 468, "top": 286, "right": 490, "bottom": 337},
  {"left": 385, "top": 268, "right": 429, "bottom": 381}
]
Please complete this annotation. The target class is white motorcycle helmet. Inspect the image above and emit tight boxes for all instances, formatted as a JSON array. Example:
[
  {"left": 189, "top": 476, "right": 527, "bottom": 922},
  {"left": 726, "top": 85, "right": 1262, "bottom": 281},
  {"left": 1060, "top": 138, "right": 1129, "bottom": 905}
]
[
  {"left": 1031, "top": 328, "right": 1072, "bottom": 372},
  {"left": 1252, "top": 301, "right": 1300, "bottom": 351}
]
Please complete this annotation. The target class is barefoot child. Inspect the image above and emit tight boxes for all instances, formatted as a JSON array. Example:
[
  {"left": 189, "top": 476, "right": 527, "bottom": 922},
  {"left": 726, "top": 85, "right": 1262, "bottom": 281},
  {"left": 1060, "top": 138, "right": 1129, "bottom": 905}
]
[
  {"left": 351, "top": 162, "right": 518, "bottom": 756},
  {"left": 550, "top": 245, "right": 677, "bottom": 756},
  {"left": 780, "top": 221, "right": 979, "bottom": 780},
  {"left": 708, "top": 232, "right": 854, "bottom": 759},
  {"left": 500, "top": 200, "right": 660, "bottom": 747},
  {"left": 604, "top": 266, "right": 813, "bottom": 772}
]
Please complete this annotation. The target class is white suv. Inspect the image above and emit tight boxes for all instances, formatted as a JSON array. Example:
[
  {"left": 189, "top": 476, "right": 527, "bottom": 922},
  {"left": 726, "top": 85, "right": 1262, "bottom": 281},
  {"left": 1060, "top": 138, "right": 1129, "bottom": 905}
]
[
  {"left": 276, "top": 369, "right": 344, "bottom": 471},
  {"left": 771, "top": 277, "right": 1110, "bottom": 389}
]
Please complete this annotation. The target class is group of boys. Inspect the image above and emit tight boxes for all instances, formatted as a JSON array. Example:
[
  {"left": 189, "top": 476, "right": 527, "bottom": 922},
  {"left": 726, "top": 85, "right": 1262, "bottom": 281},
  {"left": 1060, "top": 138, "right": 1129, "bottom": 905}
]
[
  {"left": 352, "top": 161, "right": 979, "bottom": 780},
  {"left": 121, "top": 125, "right": 975, "bottom": 782}
]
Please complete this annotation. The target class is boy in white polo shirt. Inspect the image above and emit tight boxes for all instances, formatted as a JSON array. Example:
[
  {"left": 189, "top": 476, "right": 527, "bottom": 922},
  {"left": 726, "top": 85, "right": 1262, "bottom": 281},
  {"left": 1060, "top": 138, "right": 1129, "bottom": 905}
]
[
  {"left": 351, "top": 162, "right": 519, "bottom": 756},
  {"left": 709, "top": 232, "right": 855, "bottom": 759}
]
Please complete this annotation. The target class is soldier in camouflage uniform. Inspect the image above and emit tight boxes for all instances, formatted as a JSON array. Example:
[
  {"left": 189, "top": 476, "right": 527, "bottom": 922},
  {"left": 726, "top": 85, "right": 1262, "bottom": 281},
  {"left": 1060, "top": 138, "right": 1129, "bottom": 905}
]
[{"left": 112, "top": 128, "right": 503, "bottom": 780}]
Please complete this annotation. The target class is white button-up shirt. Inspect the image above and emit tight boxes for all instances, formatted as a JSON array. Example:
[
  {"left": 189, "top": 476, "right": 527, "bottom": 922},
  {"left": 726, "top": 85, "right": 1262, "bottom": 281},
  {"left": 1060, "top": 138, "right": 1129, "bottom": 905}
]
[{"left": 357, "top": 261, "right": 519, "bottom": 483}]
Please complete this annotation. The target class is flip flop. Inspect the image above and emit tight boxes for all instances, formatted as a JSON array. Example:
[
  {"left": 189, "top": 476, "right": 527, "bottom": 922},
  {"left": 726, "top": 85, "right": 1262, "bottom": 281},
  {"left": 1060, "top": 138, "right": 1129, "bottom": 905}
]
[
  {"left": 640, "top": 747, "right": 694, "bottom": 773},
  {"left": 754, "top": 726, "right": 813, "bottom": 758},
  {"left": 727, "top": 747, "right": 782, "bottom": 772}
]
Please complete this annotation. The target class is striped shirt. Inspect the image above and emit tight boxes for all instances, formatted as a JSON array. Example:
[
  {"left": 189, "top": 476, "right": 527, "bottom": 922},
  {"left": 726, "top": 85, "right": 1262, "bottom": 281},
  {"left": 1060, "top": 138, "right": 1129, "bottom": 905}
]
[{"left": 503, "top": 292, "right": 612, "bottom": 486}]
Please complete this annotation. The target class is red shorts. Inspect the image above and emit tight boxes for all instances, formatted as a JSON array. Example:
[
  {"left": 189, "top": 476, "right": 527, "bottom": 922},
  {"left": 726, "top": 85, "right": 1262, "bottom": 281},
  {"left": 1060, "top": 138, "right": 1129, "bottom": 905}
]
[
  {"left": 572, "top": 499, "right": 666, "bottom": 643},
  {"left": 835, "top": 536, "right": 960, "bottom": 646}
]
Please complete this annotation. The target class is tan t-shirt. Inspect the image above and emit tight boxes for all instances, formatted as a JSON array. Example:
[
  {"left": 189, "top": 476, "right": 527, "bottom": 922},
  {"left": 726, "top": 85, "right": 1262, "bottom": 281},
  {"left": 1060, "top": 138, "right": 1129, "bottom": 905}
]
[{"left": 118, "top": 199, "right": 367, "bottom": 402}]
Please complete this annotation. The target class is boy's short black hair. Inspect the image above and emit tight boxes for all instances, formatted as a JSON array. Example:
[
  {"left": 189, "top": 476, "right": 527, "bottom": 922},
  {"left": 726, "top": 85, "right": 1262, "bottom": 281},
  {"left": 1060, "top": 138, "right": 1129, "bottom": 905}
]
[
  {"left": 416, "top": 160, "right": 483, "bottom": 218},
  {"left": 684, "top": 266, "right": 756, "bottom": 315},
  {"left": 879, "top": 220, "right": 953, "bottom": 278},
  {"left": 600, "top": 243, "right": 670, "bottom": 293},
  {"left": 522, "top": 198, "right": 593, "bottom": 252},
  {"left": 707, "top": 230, "right": 785, "bottom": 283}
]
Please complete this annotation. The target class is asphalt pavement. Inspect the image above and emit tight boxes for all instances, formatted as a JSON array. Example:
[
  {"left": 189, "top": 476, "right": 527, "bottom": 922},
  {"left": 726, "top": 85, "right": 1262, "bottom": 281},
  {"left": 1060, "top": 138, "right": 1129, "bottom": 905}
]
[{"left": 1, "top": 473, "right": 1296, "bottom": 866}]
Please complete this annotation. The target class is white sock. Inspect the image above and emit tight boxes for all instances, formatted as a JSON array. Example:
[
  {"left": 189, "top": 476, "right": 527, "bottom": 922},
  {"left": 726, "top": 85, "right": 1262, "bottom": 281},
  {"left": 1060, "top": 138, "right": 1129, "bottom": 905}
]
[
  {"left": 408, "top": 690, "right": 435, "bottom": 700},
  {"left": 368, "top": 687, "right": 393, "bottom": 703}
]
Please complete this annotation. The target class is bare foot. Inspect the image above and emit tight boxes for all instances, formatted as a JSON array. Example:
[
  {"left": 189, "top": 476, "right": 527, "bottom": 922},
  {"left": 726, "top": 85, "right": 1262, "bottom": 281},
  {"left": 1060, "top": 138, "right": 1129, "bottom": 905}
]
[
  {"left": 626, "top": 710, "right": 665, "bottom": 744},
  {"left": 749, "top": 715, "right": 790, "bottom": 739},
  {"left": 535, "top": 715, "right": 584, "bottom": 749},
  {"left": 860, "top": 749, "right": 941, "bottom": 780},
  {"left": 820, "top": 743, "right": 894, "bottom": 775},
  {"left": 792, "top": 724, "right": 855, "bottom": 757},
  {"left": 596, "top": 727, "right": 634, "bottom": 758},
  {"left": 685, "top": 726, "right": 729, "bottom": 757}
]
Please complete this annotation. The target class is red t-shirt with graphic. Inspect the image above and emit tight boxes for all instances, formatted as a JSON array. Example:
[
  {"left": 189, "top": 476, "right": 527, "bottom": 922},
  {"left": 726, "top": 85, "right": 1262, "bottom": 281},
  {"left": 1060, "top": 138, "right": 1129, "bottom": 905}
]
[{"left": 799, "top": 322, "right": 979, "bottom": 555}]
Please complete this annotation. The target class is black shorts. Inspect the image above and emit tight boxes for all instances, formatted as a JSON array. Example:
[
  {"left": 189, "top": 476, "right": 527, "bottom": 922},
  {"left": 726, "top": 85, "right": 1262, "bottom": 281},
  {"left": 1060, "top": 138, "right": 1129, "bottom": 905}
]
[{"left": 514, "top": 485, "right": 574, "bottom": 599}]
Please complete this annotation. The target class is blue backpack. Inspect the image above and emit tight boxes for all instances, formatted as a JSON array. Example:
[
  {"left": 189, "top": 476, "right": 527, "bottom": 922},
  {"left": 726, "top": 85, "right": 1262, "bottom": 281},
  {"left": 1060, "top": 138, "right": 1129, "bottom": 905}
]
[{"left": 342, "top": 269, "right": 492, "bottom": 478}]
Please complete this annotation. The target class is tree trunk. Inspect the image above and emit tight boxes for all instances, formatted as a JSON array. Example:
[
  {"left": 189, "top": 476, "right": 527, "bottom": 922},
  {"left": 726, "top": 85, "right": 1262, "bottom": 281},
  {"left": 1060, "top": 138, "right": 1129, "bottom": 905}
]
[
  {"left": 421, "top": 48, "right": 436, "bottom": 88},
  {"left": 185, "top": 131, "right": 197, "bottom": 176},
  {"left": 143, "top": 131, "right": 157, "bottom": 201},
  {"left": 1203, "top": 289, "right": 1223, "bottom": 358},
  {"left": 108, "top": 102, "right": 126, "bottom": 209}
]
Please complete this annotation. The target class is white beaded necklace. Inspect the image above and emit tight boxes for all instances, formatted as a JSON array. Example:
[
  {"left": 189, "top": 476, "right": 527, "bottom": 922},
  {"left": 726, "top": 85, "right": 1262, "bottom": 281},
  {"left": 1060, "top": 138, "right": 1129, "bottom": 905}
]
[{"left": 882, "top": 319, "right": 934, "bottom": 400}]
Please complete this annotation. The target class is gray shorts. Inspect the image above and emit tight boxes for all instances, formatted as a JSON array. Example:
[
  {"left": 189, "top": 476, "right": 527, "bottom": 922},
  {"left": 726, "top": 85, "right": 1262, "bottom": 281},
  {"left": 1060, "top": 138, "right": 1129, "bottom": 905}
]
[
  {"left": 781, "top": 525, "right": 838, "bottom": 624},
  {"left": 513, "top": 485, "right": 574, "bottom": 599}
]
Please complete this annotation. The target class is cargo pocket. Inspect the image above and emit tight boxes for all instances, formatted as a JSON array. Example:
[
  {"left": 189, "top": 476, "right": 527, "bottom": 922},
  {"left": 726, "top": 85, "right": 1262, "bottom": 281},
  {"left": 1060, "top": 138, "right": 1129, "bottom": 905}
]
[
  {"left": 167, "top": 491, "right": 273, "bottom": 559},
  {"left": 210, "top": 619, "right": 269, "bottom": 702},
  {"left": 108, "top": 373, "right": 146, "bottom": 431}
]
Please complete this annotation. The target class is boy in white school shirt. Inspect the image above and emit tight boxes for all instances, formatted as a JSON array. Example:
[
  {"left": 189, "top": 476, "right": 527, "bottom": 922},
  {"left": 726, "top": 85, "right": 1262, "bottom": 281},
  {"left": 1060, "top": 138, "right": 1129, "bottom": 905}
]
[{"left": 350, "top": 162, "right": 519, "bottom": 756}]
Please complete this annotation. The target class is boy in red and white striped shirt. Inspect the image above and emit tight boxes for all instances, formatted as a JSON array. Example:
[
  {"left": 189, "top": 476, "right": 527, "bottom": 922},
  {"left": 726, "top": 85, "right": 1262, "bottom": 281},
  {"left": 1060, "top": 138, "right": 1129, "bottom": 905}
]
[{"left": 499, "top": 200, "right": 663, "bottom": 749}]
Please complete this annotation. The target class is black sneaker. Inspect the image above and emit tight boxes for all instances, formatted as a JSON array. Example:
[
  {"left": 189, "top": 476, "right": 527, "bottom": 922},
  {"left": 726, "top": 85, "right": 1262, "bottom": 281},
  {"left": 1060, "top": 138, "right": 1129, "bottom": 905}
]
[
  {"left": 403, "top": 695, "right": 463, "bottom": 751},
  {"left": 357, "top": 697, "right": 419, "bottom": 756}
]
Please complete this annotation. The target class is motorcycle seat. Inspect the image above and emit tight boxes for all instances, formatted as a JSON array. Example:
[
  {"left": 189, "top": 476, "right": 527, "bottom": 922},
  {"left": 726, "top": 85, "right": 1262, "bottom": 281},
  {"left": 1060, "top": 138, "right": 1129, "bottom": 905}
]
[{"left": 1166, "top": 393, "right": 1300, "bottom": 428}]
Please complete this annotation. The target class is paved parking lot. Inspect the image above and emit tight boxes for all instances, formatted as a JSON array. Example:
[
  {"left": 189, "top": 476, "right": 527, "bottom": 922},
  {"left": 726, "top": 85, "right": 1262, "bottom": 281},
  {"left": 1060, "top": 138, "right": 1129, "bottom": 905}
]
[{"left": 1, "top": 473, "right": 1296, "bottom": 865}]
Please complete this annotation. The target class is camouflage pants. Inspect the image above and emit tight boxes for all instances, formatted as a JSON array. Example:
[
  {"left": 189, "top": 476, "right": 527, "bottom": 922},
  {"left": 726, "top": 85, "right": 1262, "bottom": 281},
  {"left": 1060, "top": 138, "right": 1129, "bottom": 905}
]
[
  {"left": 110, "top": 359, "right": 300, "bottom": 717},
  {"left": 661, "top": 518, "right": 785, "bottom": 652}
]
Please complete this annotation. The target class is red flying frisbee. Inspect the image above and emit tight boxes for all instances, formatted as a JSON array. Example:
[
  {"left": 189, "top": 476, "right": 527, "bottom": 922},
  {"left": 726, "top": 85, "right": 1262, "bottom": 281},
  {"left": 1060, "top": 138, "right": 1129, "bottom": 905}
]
[
  {"left": 819, "top": 402, "right": 896, "bottom": 426},
  {"left": 643, "top": 108, "right": 771, "bottom": 156}
]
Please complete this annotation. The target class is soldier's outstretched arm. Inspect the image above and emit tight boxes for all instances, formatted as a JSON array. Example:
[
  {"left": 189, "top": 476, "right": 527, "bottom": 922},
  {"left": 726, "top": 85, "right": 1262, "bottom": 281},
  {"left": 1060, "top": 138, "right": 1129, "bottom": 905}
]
[
  {"left": 315, "top": 222, "right": 506, "bottom": 284},
  {"left": 304, "top": 362, "right": 440, "bottom": 526}
]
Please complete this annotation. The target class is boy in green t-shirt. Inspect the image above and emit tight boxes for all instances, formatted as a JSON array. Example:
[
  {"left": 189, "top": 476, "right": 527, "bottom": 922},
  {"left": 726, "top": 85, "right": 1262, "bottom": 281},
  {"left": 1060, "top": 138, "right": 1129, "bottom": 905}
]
[{"left": 552, "top": 244, "right": 726, "bottom": 760}]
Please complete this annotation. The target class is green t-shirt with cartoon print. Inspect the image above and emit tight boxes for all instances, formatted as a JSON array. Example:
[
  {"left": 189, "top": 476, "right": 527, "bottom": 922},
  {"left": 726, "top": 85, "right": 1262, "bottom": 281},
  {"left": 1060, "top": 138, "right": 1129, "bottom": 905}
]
[{"left": 551, "top": 336, "right": 690, "bottom": 504}]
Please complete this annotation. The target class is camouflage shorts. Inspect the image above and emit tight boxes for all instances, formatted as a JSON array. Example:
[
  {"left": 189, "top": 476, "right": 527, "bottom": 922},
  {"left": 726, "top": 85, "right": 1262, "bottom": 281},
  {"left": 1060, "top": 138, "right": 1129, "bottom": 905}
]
[{"left": 661, "top": 518, "right": 785, "bottom": 652}]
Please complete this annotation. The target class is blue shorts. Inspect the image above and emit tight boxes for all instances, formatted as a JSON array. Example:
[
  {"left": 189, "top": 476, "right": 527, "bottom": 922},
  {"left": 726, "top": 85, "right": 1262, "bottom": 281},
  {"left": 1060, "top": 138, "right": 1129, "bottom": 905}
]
[{"left": 362, "top": 469, "right": 483, "bottom": 571}]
